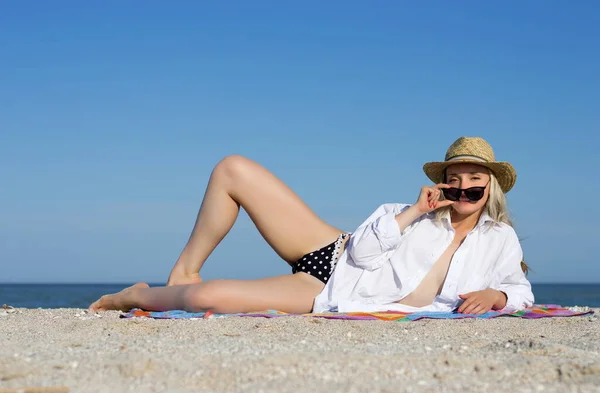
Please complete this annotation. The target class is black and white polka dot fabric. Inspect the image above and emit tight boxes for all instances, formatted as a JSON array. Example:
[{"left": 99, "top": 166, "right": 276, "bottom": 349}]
[{"left": 292, "top": 233, "right": 350, "bottom": 284}]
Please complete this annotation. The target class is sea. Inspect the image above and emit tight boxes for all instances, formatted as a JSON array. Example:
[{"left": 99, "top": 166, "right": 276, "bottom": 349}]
[{"left": 1, "top": 283, "right": 600, "bottom": 309}]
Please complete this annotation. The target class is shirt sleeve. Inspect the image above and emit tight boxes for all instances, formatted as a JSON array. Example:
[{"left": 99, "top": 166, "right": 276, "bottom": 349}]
[
  {"left": 490, "top": 229, "right": 535, "bottom": 312},
  {"left": 345, "top": 203, "right": 414, "bottom": 271}
]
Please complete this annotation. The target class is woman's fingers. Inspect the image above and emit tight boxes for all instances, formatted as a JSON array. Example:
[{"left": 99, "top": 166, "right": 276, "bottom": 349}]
[
  {"left": 470, "top": 305, "right": 483, "bottom": 315},
  {"left": 432, "top": 188, "right": 443, "bottom": 209},
  {"left": 462, "top": 304, "right": 474, "bottom": 314},
  {"left": 474, "top": 304, "right": 491, "bottom": 315},
  {"left": 437, "top": 199, "right": 455, "bottom": 208},
  {"left": 460, "top": 295, "right": 486, "bottom": 314},
  {"left": 422, "top": 184, "right": 454, "bottom": 212},
  {"left": 425, "top": 187, "right": 436, "bottom": 209},
  {"left": 464, "top": 301, "right": 492, "bottom": 315},
  {"left": 458, "top": 296, "right": 475, "bottom": 313}
]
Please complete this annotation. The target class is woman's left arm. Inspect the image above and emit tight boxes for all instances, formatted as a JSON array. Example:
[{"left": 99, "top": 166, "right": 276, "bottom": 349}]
[
  {"left": 458, "top": 229, "right": 534, "bottom": 314},
  {"left": 489, "top": 230, "right": 535, "bottom": 312}
]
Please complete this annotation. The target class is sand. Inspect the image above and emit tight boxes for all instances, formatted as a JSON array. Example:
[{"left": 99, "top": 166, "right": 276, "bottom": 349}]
[{"left": 1, "top": 308, "right": 599, "bottom": 393}]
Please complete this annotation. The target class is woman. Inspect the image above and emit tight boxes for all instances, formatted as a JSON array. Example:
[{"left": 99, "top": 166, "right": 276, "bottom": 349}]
[{"left": 89, "top": 136, "right": 534, "bottom": 315}]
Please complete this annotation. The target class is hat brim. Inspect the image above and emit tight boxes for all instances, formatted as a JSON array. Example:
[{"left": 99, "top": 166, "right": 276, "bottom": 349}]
[{"left": 422, "top": 160, "right": 516, "bottom": 193}]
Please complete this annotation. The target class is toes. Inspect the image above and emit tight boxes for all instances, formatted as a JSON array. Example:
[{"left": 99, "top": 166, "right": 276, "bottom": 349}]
[
  {"left": 89, "top": 300, "right": 101, "bottom": 311},
  {"left": 89, "top": 295, "right": 109, "bottom": 311}
]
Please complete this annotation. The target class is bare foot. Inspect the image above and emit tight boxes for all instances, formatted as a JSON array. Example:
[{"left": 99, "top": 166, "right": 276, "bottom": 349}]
[
  {"left": 89, "top": 282, "right": 149, "bottom": 312},
  {"left": 166, "top": 271, "right": 202, "bottom": 287}
]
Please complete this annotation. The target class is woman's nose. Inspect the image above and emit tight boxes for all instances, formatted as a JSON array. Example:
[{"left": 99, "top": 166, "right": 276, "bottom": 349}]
[{"left": 457, "top": 179, "right": 474, "bottom": 189}]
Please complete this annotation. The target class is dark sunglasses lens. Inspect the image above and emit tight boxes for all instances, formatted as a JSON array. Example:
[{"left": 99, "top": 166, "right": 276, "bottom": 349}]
[
  {"left": 464, "top": 187, "right": 485, "bottom": 201},
  {"left": 442, "top": 188, "right": 461, "bottom": 201}
]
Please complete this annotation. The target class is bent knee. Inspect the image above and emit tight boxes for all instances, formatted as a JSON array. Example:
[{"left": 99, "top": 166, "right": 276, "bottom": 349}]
[{"left": 213, "top": 154, "right": 255, "bottom": 183}]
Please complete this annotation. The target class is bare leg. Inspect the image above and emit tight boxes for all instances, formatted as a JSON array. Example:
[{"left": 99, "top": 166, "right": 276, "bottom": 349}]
[
  {"left": 90, "top": 273, "right": 324, "bottom": 314},
  {"left": 167, "top": 155, "right": 344, "bottom": 286}
]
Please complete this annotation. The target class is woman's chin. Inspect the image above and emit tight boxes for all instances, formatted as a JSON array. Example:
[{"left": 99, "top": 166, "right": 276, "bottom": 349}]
[{"left": 452, "top": 201, "right": 483, "bottom": 216}]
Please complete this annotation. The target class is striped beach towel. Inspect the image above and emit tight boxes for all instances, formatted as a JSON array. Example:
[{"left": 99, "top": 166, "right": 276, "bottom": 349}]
[{"left": 120, "top": 304, "right": 594, "bottom": 321}]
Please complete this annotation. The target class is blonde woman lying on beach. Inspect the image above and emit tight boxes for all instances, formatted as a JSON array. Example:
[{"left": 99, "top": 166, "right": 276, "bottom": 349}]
[{"left": 90, "top": 136, "right": 534, "bottom": 315}]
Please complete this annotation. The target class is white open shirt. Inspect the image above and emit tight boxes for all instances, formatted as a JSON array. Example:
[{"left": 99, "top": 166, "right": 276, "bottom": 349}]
[{"left": 312, "top": 203, "right": 534, "bottom": 313}]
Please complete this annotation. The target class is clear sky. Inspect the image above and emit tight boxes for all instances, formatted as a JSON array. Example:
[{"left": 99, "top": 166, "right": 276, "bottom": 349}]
[{"left": 1, "top": 1, "right": 598, "bottom": 284}]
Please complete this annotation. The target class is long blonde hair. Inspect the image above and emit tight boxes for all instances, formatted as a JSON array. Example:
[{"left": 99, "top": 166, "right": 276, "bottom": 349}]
[{"left": 435, "top": 170, "right": 529, "bottom": 274}]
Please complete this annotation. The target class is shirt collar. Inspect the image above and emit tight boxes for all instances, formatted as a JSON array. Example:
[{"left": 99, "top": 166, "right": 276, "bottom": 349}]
[
  {"left": 477, "top": 211, "right": 495, "bottom": 230},
  {"left": 441, "top": 209, "right": 496, "bottom": 231}
]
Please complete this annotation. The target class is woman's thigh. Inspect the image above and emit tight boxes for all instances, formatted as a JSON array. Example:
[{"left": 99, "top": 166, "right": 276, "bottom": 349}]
[{"left": 192, "top": 273, "right": 326, "bottom": 314}]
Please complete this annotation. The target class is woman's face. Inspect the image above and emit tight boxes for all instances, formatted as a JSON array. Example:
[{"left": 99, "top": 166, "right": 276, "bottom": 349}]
[{"left": 445, "top": 163, "right": 491, "bottom": 216}]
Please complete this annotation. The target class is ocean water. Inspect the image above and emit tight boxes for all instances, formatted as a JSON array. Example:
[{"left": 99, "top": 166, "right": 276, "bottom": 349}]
[{"left": 1, "top": 283, "right": 599, "bottom": 309}]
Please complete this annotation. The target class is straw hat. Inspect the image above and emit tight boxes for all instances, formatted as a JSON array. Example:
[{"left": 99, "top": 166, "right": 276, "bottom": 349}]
[{"left": 422, "top": 136, "right": 517, "bottom": 193}]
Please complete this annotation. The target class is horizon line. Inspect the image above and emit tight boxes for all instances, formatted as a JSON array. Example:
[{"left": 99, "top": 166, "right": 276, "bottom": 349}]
[{"left": 2, "top": 281, "right": 600, "bottom": 285}]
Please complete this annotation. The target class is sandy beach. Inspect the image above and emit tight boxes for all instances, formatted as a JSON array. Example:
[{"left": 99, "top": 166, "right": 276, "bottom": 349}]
[{"left": 1, "top": 308, "right": 599, "bottom": 393}]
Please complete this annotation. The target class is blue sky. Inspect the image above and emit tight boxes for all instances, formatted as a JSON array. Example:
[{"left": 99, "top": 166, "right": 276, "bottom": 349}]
[{"left": 1, "top": 1, "right": 598, "bottom": 284}]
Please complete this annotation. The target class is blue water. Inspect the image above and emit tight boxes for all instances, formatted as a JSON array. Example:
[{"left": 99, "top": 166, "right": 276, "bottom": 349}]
[{"left": 0, "top": 283, "right": 599, "bottom": 309}]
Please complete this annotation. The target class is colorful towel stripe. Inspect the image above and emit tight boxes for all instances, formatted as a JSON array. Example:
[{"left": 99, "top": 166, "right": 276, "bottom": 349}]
[{"left": 120, "top": 304, "right": 594, "bottom": 321}]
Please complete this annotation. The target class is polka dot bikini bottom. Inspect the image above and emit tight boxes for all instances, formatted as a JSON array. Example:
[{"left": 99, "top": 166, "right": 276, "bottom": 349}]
[{"left": 291, "top": 233, "right": 350, "bottom": 284}]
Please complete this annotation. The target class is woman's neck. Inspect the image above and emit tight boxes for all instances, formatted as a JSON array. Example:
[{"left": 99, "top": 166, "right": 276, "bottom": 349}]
[{"left": 450, "top": 209, "right": 483, "bottom": 233}]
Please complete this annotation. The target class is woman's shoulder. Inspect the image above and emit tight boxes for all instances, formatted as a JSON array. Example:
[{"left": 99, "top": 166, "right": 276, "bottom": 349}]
[
  {"left": 358, "top": 202, "right": 416, "bottom": 225},
  {"left": 374, "top": 202, "right": 413, "bottom": 214},
  {"left": 488, "top": 220, "right": 520, "bottom": 244}
]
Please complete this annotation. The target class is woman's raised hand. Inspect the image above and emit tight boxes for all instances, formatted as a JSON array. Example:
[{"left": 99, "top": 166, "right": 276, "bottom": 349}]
[
  {"left": 393, "top": 184, "right": 456, "bottom": 233},
  {"left": 415, "top": 184, "right": 455, "bottom": 214}
]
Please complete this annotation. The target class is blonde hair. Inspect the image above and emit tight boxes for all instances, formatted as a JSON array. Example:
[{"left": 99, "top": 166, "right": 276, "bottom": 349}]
[{"left": 435, "top": 169, "right": 529, "bottom": 274}]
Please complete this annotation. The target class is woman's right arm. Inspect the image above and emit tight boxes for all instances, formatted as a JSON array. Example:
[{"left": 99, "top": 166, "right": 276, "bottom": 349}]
[
  {"left": 345, "top": 203, "right": 408, "bottom": 271},
  {"left": 346, "top": 185, "right": 454, "bottom": 271},
  {"left": 345, "top": 203, "right": 425, "bottom": 270}
]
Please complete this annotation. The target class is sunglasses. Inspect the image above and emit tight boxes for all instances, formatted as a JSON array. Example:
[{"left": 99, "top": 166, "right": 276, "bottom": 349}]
[{"left": 442, "top": 183, "right": 489, "bottom": 202}]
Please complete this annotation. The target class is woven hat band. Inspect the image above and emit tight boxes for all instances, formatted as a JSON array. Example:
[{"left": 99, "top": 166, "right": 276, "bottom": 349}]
[{"left": 447, "top": 155, "right": 488, "bottom": 163}]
